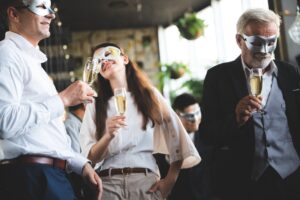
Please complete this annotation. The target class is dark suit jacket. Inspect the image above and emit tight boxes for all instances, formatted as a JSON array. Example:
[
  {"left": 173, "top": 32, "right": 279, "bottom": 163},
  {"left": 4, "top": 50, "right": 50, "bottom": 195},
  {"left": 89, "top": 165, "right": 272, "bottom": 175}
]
[
  {"left": 199, "top": 57, "right": 300, "bottom": 200},
  {"left": 155, "top": 131, "right": 213, "bottom": 200}
]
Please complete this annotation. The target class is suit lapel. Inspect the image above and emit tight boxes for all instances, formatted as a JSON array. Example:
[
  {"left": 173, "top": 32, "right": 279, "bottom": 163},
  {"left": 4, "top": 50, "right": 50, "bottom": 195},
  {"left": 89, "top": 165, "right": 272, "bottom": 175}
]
[
  {"left": 229, "top": 57, "right": 249, "bottom": 100},
  {"left": 276, "top": 62, "right": 289, "bottom": 98},
  {"left": 276, "top": 62, "right": 293, "bottom": 118}
]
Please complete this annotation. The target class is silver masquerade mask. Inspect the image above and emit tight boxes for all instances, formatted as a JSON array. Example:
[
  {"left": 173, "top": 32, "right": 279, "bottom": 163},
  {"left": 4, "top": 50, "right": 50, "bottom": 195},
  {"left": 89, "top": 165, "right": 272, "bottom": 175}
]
[
  {"left": 242, "top": 34, "right": 277, "bottom": 54},
  {"left": 178, "top": 109, "right": 201, "bottom": 123},
  {"left": 22, "top": 0, "right": 54, "bottom": 16}
]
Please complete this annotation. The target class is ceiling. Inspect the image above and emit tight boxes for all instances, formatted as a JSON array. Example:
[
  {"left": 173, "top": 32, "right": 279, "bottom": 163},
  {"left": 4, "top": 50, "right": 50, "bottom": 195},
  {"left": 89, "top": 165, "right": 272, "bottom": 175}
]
[{"left": 55, "top": 0, "right": 210, "bottom": 31}]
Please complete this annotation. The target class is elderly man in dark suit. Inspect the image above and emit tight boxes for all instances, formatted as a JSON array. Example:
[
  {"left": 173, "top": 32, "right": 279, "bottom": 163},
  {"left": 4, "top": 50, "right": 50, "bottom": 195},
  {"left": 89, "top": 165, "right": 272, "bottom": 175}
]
[{"left": 200, "top": 8, "right": 300, "bottom": 200}]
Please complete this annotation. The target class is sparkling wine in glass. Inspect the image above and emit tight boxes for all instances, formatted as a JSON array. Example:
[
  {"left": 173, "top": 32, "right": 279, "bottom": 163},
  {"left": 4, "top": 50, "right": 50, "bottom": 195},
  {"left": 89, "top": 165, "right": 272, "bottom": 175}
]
[
  {"left": 83, "top": 57, "right": 100, "bottom": 97},
  {"left": 249, "top": 68, "right": 263, "bottom": 114},
  {"left": 249, "top": 68, "right": 263, "bottom": 97},
  {"left": 83, "top": 57, "right": 98, "bottom": 86},
  {"left": 114, "top": 88, "right": 127, "bottom": 116}
]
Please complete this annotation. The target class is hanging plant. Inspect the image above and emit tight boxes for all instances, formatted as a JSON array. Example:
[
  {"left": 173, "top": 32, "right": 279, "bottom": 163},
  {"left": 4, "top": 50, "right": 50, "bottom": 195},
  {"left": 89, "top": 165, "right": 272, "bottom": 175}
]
[
  {"left": 176, "top": 12, "right": 205, "bottom": 40},
  {"left": 157, "top": 62, "right": 190, "bottom": 92},
  {"left": 161, "top": 62, "right": 189, "bottom": 79}
]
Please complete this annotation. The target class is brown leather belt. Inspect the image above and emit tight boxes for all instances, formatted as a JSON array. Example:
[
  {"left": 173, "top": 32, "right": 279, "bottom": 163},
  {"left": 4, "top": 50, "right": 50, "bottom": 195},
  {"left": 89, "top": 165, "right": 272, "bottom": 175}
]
[
  {"left": 98, "top": 167, "right": 149, "bottom": 177},
  {"left": 0, "top": 155, "right": 66, "bottom": 170}
]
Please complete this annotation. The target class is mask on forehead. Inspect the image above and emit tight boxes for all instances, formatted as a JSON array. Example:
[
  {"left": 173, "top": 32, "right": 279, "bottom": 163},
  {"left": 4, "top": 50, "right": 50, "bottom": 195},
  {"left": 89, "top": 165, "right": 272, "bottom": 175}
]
[
  {"left": 93, "top": 46, "right": 122, "bottom": 63},
  {"left": 22, "top": 0, "right": 54, "bottom": 16},
  {"left": 242, "top": 34, "right": 277, "bottom": 54}
]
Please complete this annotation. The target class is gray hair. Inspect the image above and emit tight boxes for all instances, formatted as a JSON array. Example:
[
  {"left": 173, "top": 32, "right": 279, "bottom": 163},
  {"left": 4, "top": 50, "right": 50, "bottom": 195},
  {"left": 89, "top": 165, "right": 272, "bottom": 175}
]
[{"left": 236, "top": 8, "right": 281, "bottom": 35}]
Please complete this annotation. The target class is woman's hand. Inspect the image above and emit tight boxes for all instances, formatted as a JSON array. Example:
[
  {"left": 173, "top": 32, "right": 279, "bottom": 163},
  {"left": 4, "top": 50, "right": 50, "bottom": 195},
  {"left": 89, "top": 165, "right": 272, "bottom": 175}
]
[
  {"left": 104, "top": 115, "right": 126, "bottom": 139},
  {"left": 88, "top": 115, "right": 126, "bottom": 163},
  {"left": 148, "top": 177, "right": 175, "bottom": 198},
  {"left": 148, "top": 160, "right": 182, "bottom": 198}
]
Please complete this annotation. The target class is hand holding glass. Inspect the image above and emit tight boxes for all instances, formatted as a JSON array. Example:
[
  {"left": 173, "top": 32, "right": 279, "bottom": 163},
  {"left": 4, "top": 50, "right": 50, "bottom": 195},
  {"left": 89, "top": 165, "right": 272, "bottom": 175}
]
[{"left": 114, "top": 88, "right": 127, "bottom": 116}]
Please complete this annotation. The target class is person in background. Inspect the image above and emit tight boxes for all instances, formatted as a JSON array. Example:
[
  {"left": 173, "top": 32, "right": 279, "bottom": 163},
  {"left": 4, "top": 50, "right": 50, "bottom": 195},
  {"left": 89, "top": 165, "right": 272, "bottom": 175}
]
[
  {"left": 65, "top": 103, "right": 86, "bottom": 200},
  {"left": 200, "top": 8, "right": 300, "bottom": 200},
  {"left": 156, "top": 93, "right": 213, "bottom": 200},
  {"left": 0, "top": 0, "right": 102, "bottom": 199},
  {"left": 80, "top": 42, "right": 201, "bottom": 200},
  {"left": 65, "top": 103, "right": 86, "bottom": 153}
]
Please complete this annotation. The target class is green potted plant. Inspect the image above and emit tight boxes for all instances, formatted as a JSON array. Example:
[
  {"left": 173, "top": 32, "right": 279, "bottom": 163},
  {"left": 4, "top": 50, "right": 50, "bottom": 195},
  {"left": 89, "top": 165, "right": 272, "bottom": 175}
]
[
  {"left": 180, "top": 78, "right": 204, "bottom": 103},
  {"left": 176, "top": 12, "right": 205, "bottom": 40},
  {"left": 157, "top": 62, "right": 190, "bottom": 92}
]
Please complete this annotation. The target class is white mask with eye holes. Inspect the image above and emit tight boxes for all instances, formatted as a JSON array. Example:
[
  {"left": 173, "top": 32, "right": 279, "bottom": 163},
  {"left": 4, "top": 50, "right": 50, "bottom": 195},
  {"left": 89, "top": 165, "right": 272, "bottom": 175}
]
[
  {"left": 93, "top": 46, "right": 122, "bottom": 70},
  {"left": 178, "top": 109, "right": 201, "bottom": 123},
  {"left": 22, "top": 0, "right": 54, "bottom": 16},
  {"left": 242, "top": 34, "right": 278, "bottom": 54}
]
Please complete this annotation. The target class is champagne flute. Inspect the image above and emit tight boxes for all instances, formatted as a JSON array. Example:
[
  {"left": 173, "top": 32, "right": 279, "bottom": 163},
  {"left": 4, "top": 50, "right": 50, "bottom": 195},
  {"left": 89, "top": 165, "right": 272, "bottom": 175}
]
[
  {"left": 249, "top": 68, "right": 263, "bottom": 113},
  {"left": 114, "top": 88, "right": 127, "bottom": 116},
  {"left": 82, "top": 57, "right": 99, "bottom": 97}
]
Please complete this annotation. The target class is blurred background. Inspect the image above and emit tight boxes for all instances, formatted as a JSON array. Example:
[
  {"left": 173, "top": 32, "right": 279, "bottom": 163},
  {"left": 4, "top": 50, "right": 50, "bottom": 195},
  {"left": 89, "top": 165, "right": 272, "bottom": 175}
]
[{"left": 3, "top": 0, "right": 299, "bottom": 103}]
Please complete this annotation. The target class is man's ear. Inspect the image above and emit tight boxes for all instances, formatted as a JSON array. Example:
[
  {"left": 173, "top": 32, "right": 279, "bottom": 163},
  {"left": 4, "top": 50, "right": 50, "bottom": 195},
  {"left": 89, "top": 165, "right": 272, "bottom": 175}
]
[
  {"left": 7, "top": 7, "right": 19, "bottom": 23},
  {"left": 236, "top": 34, "right": 243, "bottom": 49}
]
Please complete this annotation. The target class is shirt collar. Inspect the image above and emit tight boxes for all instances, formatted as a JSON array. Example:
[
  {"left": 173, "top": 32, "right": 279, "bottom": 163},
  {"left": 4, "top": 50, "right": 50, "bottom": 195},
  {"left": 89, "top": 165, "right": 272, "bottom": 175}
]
[
  {"left": 5, "top": 31, "right": 47, "bottom": 63},
  {"left": 241, "top": 57, "right": 278, "bottom": 78}
]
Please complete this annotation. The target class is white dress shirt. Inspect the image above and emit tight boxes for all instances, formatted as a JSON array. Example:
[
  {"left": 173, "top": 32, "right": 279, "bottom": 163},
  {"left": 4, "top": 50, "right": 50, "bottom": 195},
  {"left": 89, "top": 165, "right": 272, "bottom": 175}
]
[
  {"left": 80, "top": 89, "right": 201, "bottom": 175},
  {"left": 0, "top": 32, "right": 88, "bottom": 174}
]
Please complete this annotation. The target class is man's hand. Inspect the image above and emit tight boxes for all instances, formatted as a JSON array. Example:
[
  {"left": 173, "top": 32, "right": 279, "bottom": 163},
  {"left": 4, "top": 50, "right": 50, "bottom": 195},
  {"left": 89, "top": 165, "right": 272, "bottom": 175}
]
[
  {"left": 58, "top": 81, "right": 95, "bottom": 106},
  {"left": 82, "top": 163, "right": 102, "bottom": 200},
  {"left": 235, "top": 95, "right": 262, "bottom": 126}
]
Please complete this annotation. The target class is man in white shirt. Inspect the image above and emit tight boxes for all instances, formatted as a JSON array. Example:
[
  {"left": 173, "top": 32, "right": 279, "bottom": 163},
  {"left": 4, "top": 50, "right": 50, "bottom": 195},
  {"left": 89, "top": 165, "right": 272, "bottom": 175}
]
[{"left": 0, "top": 0, "right": 102, "bottom": 199}]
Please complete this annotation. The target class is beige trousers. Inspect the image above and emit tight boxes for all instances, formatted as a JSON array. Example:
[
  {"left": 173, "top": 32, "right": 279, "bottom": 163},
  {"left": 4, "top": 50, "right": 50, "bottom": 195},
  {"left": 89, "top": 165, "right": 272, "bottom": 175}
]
[{"left": 101, "top": 172, "right": 164, "bottom": 200}]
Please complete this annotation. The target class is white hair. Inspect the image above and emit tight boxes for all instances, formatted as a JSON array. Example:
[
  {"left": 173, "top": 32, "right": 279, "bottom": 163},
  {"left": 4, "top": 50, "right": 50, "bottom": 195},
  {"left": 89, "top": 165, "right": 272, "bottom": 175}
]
[{"left": 236, "top": 8, "right": 281, "bottom": 35}]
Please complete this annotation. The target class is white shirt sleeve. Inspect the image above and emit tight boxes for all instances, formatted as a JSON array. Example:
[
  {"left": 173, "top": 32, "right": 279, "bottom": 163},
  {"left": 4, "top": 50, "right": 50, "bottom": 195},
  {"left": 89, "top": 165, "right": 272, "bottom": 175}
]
[
  {"left": 152, "top": 88, "right": 201, "bottom": 169},
  {"left": 67, "top": 152, "right": 89, "bottom": 175},
  {"left": 0, "top": 63, "right": 64, "bottom": 139}
]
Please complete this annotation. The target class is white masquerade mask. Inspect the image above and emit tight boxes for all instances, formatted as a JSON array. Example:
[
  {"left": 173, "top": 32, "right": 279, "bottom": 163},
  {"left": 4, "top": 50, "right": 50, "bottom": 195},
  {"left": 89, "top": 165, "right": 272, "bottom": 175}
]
[
  {"left": 93, "top": 46, "right": 122, "bottom": 61},
  {"left": 242, "top": 34, "right": 277, "bottom": 54},
  {"left": 93, "top": 46, "right": 122, "bottom": 70},
  {"left": 22, "top": 0, "right": 54, "bottom": 16},
  {"left": 178, "top": 109, "right": 201, "bottom": 123}
]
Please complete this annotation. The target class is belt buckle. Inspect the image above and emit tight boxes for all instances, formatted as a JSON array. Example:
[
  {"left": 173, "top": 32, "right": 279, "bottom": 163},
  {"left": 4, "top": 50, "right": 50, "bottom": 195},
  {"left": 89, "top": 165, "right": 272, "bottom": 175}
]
[{"left": 121, "top": 167, "right": 132, "bottom": 175}]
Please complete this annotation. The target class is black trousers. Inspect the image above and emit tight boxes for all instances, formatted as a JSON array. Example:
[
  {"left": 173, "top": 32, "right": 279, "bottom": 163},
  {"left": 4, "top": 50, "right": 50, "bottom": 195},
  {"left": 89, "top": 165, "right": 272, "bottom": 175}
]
[
  {"left": 0, "top": 163, "right": 75, "bottom": 200},
  {"left": 252, "top": 166, "right": 300, "bottom": 200}
]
